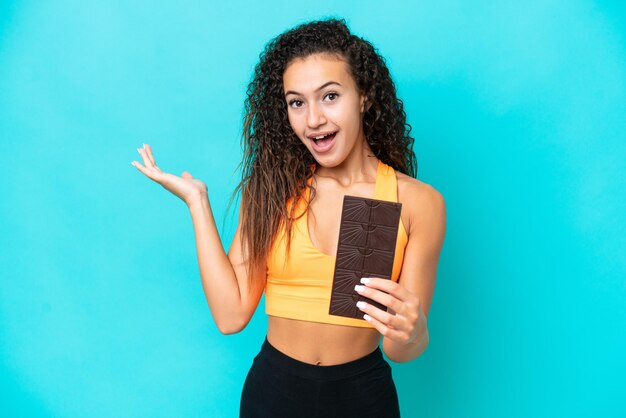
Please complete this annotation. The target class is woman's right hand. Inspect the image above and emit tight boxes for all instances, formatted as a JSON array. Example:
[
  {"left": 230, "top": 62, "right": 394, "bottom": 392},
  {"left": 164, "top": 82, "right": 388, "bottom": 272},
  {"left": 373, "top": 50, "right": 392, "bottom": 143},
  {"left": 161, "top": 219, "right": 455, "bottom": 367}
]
[{"left": 132, "top": 143, "right": 208, "bottom": 207}]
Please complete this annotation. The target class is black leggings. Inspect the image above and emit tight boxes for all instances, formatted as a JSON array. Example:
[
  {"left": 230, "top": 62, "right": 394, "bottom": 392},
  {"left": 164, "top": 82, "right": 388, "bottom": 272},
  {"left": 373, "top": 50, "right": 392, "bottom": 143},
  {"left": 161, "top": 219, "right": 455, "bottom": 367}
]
[{"left": 240, "top": 336, "right": 401, "bottom": 418}]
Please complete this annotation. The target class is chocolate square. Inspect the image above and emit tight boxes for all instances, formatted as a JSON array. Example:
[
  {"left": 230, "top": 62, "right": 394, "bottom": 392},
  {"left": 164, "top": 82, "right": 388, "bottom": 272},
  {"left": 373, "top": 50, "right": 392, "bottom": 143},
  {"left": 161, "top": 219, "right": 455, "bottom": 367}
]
[{"left": 329, "top": 195, "right": 402, "bottom": 320}]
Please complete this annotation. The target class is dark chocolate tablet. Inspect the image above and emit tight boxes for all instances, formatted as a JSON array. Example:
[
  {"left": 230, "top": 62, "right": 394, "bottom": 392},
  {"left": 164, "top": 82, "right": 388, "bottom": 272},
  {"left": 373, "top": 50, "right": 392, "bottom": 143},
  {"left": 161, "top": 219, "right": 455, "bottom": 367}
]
[{"left": 329, "top": 195, "right": 402, "bottom": 320}]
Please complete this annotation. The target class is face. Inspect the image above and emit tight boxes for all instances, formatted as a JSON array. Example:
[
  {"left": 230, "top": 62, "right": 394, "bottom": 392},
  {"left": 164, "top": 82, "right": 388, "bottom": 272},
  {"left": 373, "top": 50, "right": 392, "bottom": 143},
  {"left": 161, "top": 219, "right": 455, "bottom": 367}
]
[{"left": 283, "top": 53, "right": 368, "bottom": 166}]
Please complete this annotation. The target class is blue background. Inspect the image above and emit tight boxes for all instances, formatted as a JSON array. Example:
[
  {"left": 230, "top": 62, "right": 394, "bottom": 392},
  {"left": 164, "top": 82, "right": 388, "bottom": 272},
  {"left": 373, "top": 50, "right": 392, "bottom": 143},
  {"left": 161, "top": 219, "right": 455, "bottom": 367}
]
[{"left": 1, "top": 1, "right": 625, "bottom": 417}]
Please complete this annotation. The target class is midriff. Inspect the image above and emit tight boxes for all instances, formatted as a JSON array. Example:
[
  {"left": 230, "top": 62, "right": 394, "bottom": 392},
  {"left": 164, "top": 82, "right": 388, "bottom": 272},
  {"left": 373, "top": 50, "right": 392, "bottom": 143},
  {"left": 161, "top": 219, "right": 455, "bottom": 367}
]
[
  {"left": 267, "top": 315, "right": 382, "bottom": 366},
  {"left": 263, "top": 159, "right": 410, "bottom": 366}
]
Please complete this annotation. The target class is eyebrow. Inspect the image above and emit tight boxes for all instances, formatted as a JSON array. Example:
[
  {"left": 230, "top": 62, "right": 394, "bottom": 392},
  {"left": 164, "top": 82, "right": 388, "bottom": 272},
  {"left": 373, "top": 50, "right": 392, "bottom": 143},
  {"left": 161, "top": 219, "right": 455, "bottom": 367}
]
[{"left": 284, "top": 81, "right": 342, "bottom": 97}]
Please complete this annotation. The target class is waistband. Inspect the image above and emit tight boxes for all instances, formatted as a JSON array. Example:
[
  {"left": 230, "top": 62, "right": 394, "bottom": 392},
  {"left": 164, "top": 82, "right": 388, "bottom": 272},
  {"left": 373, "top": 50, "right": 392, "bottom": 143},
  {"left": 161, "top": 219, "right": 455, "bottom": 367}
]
[{"left": 256, "top": 335, "right": 386, "bottom": 381}]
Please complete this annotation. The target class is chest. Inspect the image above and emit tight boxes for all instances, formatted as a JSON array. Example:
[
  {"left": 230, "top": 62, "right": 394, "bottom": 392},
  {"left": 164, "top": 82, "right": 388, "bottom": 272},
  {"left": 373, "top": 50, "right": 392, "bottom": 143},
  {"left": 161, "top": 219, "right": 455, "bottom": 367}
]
[
  {"left": 306, "top": 190, "right": 345, "bottom": 257},
  {"left": 305, "top": 179, "right": 403, "bottom": 257}
]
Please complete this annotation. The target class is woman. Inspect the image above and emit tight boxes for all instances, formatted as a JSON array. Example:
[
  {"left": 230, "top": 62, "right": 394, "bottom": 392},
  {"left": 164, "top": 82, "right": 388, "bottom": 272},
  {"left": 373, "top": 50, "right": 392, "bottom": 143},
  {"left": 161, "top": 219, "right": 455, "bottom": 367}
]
[{"left": 132, "top": 18, "right": 446, "bottom": 418}]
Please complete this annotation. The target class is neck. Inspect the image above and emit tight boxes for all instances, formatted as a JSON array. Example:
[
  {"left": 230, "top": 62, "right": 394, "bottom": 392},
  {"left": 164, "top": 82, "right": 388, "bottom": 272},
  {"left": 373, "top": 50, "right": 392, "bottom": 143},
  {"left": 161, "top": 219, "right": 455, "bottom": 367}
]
[{"left": 314, "top": 138, "right": 379, "bottom": 187}]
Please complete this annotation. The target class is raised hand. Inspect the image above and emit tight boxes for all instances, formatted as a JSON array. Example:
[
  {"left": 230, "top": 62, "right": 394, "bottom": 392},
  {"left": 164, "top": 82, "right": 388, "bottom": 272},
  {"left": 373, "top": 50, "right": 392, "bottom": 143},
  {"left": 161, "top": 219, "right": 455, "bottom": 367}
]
[{"left": 131, "top": 143, "right": 208, "bottom": 206}]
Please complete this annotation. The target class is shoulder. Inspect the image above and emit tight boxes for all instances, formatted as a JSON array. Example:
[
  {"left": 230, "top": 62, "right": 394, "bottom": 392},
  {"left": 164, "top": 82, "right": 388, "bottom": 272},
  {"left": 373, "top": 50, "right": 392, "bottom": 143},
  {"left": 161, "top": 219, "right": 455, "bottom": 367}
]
[{"left": 396, "top": 171, "right": 446, "bottom": 236}]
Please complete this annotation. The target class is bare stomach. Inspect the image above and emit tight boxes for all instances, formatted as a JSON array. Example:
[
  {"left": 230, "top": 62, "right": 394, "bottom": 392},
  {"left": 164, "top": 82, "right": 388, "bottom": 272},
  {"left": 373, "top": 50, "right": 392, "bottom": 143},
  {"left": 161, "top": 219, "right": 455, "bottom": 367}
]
[{"left": 267, "top": 315, "right": 382, "bottom": 366}]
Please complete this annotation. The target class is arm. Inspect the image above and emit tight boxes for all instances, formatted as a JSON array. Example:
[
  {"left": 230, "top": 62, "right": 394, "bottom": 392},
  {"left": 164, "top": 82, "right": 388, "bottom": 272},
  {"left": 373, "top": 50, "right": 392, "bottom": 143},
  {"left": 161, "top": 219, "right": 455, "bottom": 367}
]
[
  {"left": 382, "top": 185, "right": 446, "bottom": 362},
  {"left": 131, "top": 143, "right": 265, "bottom": 335},
  {"left": 355, "top": 184, "right": 446, "bottom": 363},
  {"left": 188, "top": 196, "right": 266, "bottom": 334}
]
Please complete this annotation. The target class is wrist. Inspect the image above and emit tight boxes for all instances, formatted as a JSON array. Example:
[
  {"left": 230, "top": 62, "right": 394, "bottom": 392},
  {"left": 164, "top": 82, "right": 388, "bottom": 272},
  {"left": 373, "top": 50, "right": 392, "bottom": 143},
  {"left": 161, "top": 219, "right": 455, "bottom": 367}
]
[{"left": 187, "top": 193, "right": 209, "bottom": 212}]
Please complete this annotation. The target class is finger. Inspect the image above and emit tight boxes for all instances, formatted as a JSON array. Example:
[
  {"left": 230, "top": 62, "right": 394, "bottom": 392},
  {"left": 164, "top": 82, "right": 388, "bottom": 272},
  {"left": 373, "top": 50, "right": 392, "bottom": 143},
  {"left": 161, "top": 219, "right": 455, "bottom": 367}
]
[
  {"left": 355, "top": 283, "right": 403, "bottom": 314},
  {"left": 131, "top": 159, "right": 153, "bottom": 178},
  {"left": 134, "top": 161, "right": 167, "bottom": 185},
  {"left": 362, "top": 312, "right": 405, "bottom": 340},
  {"left": 361, "top": 277, "right": 415, "bottom": 305},
  {"left": 131, "top": 153, "right": 163, "bottom": 180},
  {"left": 142, "top": 143, "right": 158, "bottom": 167},
  {"left": 136, "top": 147, "right": 155, "bottom": 170},
  {"left": 357, "top": 300, "right": 400, "bottom": 330}
]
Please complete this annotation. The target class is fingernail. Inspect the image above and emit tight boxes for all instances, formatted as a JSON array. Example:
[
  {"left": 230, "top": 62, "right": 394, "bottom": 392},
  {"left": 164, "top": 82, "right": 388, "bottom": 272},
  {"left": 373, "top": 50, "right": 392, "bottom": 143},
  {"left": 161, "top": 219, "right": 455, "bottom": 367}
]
[
  {"left": 360, "top": 278, "right": 370, "bottom": 284},
  {"left": 356, "top": 301, "right": 367, "bottom": 309},
  {"left": 355, "top": 285, "right": 365, "bottom": 292},
  {"left": 142, "top": 143, "right": 146, "bottom": 149}
]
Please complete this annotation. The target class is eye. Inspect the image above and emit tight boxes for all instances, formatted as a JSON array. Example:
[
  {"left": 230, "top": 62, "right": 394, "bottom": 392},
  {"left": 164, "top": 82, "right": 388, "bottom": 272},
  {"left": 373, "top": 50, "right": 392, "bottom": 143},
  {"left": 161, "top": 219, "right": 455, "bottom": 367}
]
[
  {"left": 325, "top": 92, "right": 339, "bottom": 101},
  {"left": 288, "top": 99, "right": 303, "bottom": 109}
]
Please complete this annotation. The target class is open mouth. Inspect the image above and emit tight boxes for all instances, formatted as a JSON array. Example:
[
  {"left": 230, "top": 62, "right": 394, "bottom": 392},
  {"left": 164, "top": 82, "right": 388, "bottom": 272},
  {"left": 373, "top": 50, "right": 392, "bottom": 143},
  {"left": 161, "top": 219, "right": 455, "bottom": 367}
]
[
  {"left": 310, "top": 131, "right": 338, "bottom": 153},
  {"left": 312, "top": 131, "right": 337, "bottom": 144}
]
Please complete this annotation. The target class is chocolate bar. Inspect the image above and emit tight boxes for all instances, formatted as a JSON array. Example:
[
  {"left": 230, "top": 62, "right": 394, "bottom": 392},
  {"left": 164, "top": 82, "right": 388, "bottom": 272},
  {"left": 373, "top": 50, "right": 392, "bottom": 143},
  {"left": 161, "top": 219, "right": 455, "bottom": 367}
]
[{"left": 329, "top": 195, "right": 402, "bottom": 320}]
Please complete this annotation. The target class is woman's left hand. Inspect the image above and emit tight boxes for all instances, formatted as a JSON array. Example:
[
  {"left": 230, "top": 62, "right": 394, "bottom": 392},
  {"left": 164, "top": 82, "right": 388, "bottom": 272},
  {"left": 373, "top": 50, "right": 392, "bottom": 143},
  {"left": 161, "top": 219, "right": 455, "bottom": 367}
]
[{"left": 355, "top": 277, "right": 427, "bottom": 345}]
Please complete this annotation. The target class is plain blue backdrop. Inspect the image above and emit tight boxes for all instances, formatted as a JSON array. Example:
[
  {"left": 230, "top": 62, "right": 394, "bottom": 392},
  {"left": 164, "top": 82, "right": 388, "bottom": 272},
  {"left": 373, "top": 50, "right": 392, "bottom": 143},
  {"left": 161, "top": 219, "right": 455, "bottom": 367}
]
[{"left": 1, "top": 1, "right": 625, "bottom": 417}]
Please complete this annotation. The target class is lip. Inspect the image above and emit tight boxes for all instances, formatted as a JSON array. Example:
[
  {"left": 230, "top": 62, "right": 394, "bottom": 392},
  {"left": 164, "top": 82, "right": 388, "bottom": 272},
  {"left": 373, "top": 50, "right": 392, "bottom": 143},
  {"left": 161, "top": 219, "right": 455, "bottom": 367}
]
[
  {"left": 307, "top": 130, "right": 337, "bottom": 139},
  {"left": 309, "top": 131, "right": 337, "bottom": 153}
]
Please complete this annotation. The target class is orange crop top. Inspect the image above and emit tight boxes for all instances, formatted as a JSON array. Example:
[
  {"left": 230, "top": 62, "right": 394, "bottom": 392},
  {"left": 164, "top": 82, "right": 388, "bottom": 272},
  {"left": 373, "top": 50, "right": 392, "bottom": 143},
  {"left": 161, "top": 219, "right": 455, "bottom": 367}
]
[{"left": 264, "top": 160, "right": 409, "bottom": 328}]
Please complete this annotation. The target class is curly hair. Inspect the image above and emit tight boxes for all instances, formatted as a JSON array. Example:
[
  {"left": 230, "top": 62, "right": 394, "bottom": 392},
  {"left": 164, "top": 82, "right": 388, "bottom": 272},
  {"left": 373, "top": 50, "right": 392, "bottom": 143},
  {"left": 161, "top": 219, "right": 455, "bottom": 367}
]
[{"left": 227, "top": 17, "right": 418, "bottom": 294}]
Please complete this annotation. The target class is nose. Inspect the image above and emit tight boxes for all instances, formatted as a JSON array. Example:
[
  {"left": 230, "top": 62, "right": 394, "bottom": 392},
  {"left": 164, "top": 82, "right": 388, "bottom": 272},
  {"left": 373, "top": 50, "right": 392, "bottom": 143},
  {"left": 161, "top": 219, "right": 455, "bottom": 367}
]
[{"left": 307, "top": 102, "right": 327, "bottom": 127}]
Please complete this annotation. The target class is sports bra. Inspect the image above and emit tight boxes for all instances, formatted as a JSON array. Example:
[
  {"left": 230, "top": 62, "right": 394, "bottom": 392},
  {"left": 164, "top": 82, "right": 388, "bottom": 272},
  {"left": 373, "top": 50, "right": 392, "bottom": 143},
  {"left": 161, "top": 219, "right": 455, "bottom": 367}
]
[{"left": 264, "top": 159, "right": 409, "bottom": 328}]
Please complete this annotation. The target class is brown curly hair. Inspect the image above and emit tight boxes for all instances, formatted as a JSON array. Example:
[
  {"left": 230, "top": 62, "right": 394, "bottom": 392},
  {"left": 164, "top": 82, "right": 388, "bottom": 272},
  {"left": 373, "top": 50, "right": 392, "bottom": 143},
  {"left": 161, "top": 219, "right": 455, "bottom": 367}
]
[{"left": 227, "top": 17, "right": 418, "bottom": 294}]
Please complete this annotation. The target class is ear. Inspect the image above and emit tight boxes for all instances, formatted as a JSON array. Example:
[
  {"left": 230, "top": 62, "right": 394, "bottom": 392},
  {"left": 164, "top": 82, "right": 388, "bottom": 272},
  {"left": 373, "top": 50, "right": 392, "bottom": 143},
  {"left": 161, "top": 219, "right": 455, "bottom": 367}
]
[{"left": 360, "top": 93, "right": 367, "bottom": 113}]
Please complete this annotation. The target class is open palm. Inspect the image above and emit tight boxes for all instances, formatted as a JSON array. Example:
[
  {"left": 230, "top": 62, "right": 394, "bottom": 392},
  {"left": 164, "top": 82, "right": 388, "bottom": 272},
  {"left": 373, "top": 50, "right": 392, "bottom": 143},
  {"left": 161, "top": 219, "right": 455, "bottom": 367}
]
[{"left": 132, "top": 143, "right": 207, "bottom": 206}]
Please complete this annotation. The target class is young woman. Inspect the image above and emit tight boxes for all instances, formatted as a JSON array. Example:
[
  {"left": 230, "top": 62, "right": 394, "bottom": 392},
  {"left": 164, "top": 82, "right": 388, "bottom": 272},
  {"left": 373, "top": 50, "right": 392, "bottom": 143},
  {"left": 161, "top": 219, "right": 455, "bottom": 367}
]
[{"left": 132, "top": 18, "right": 446, "bottom": 418}]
